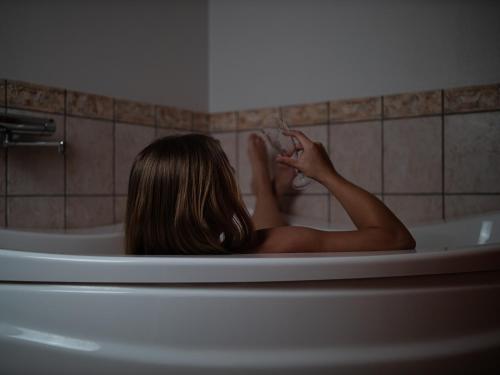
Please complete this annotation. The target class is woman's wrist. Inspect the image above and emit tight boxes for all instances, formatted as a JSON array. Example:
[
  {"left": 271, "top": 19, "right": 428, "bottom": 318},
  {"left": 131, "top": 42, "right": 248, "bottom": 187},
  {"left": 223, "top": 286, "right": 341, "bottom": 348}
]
[{"left": 315, "top": 168, "right": 342, "bottom": 187}]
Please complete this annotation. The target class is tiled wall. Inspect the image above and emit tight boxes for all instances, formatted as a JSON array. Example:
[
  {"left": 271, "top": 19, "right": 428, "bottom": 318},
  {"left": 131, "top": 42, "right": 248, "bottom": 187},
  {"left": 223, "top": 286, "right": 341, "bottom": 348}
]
[
  {"left": 0, "top": 80, "right": 206, "bottom": 230},
  {"left": 1, "top": 79, "right": 499, "bottom": 229},
  {"left": 210, "top": 84, "right": 500, "bottom": 228}
]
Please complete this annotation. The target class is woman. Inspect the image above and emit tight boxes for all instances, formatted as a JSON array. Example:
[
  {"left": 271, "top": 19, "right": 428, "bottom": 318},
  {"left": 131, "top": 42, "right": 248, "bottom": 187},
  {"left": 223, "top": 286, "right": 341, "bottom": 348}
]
[{"left": 125, "top": 131, "right": 415, "bottom": 254}]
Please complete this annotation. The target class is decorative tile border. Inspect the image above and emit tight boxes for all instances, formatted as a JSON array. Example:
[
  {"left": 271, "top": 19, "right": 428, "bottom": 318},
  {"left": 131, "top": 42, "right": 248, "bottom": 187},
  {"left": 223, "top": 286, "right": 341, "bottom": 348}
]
[
  {"left": 329, "top": 96, "right": 381, "bottom": 123},
  {"left": 383, "top": 90, "right": 442, "bottom": 118},
  {"left": 156, "top": 105, "right": 192, "bottom": 130},
  {"left": 444, "top": 84, "right": 500, "bottom": 114},
  {"left": 6, "top": 80, "right": 65, "bottom": 114},
  {"left": 238, "top": 107, "right": 280, "bottom": 130},
  {"left": 209, "top": 112, "right": 237, "bottom": 132},
  {"left": 67, "top": 90, "right": 114, "bottom": 120},
  {"left": 281, "top": 102, "right": 328, "bottom": 126},
  {"left": 192, "top": 112, "right": 210, "bottom": 133},
  {"left": 114, "top": 99, "right": 155, "bottom": 126},
  {"left": 6, "top": 79, "right": 499, "bottom": 130}
]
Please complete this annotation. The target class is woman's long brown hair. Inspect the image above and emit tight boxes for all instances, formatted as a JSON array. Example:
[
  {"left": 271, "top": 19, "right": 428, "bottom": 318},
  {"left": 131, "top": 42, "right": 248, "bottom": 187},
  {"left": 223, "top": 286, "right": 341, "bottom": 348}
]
[{"left": 125, "top": 134, "right": 255, "bottom": 255}]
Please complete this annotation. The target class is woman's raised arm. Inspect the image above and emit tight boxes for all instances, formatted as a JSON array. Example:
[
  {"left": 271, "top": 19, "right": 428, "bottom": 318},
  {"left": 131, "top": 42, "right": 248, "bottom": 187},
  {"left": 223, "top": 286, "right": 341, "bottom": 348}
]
[{"left": 255, "top": 130, "right": 415, "bottom": 253}]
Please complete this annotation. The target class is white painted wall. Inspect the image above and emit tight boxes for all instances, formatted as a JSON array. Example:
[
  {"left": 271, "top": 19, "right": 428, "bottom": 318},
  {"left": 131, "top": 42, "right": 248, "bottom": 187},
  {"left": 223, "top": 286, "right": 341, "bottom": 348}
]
[
  {"left": 2, "top": 1, "right": 499, "bottom": 113},
  {"left": 0, "top": 1, "right": 208, "bottom": 111},
  {"left": 209, "top": 0, "right": 500, "bottom": 112}
]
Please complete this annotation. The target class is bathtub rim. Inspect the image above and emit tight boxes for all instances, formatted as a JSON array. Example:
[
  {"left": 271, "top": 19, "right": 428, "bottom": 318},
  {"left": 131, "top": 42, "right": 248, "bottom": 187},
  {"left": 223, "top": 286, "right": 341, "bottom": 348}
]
[{"left": 1, "top": 243, "right": 499, "bottom": 284}]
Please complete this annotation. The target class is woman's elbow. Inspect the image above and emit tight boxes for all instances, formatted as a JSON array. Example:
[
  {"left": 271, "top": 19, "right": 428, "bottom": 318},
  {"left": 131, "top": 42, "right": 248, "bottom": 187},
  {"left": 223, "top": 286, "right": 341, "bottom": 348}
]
[
  {"left": 380, "top": 227, "right": 416, "bottom": 250},
  {"left": 393, "top": 229, "right": 416, "bottom": 250}
]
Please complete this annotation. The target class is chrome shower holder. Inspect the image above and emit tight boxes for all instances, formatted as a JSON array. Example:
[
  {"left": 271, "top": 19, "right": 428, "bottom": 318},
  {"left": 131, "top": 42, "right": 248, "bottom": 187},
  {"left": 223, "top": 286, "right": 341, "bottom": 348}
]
[
  {"left": 2, "top": 133, "right": 65, "bottom": 154},
  {"left": 0, "top": 114, "right": 65, "bottom": 154}
]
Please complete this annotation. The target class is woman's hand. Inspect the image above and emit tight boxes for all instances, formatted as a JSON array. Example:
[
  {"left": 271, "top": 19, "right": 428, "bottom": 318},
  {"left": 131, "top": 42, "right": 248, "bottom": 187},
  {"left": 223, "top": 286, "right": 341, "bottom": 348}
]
[{"left": 276, "top": 130, "right": 337, "bottom": 183}]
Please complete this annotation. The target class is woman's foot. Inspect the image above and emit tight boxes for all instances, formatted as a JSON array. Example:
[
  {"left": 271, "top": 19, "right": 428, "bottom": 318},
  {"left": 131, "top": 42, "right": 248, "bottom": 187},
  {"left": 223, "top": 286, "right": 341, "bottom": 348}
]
[
  {"left": 247, "top": 133, "right": 273, "bottom": 196},
  {"left": 273, "top": 162, "right": 295, "bottom": 197}
]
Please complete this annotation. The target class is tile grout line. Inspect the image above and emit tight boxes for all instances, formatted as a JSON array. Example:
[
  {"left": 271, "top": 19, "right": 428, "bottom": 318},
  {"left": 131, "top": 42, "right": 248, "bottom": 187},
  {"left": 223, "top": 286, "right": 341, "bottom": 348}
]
[
  {"left": 235, "top": 111, "right": 240, "bottom": 203},
  {"left": 25, "top": 192, "right": 500, "bottom": 197},
  {"left": 441, "top": 90, "right": 446, "bottom": 221},
  {"left": 7, "top": 194, "right": 121, "bottom": 198},
  {"left": 63, "top": 89, "right": 68, "bottom": 230},
  {"left": 112, "top": 99, "right": 117, "bottom": 223},
  {"left": 3, "top": 80, "right": 7, "bottom": 227},
  {"left": 198, "top": 108, "right": 500, "bottom": 133},
  {"left": 326, "top": 101, "right": 332, "bottom": 223},
  {"left": 4, "top": 109, "right": 9, "bottom": 227},
  {"left": 154, "top": 104, "right": 159, "bottom": 138},
  {"left": 381, "top": 96, "right": 385, "bottom": 203},
  {"left": 231, "top": 191, "right": 500, "bottom": 197}
]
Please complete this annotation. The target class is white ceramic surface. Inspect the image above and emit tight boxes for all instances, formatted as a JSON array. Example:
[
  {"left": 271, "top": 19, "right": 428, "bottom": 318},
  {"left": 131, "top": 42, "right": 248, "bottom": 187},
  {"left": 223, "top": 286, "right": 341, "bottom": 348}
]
[{"left": 1, "top": 213, "right": 500, "bottom": 374}]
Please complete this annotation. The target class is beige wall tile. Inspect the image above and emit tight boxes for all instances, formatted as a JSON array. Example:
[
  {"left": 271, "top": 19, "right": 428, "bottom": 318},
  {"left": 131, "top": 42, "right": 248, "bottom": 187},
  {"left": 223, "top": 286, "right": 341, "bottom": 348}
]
[
  {"left": 0, "top": 79, "right": 5, "bottom": 107},
  {"left": 7, "top": 196, "right": 64, "bottom": 229},
  {"left": 212, "top": 131, "right": 237, "bottom": 170},
  {"left": 384, "top": 117, "right": 442, "bottom": 193},
  {"left": 7, "top": 110, "right": 65, "bottom": 195},
  {"left": 66, "top": 196, "right": 114, "bottom": 228},
  {"left": 210, "top": 112, "right": 237, "bottom": 132},
  {"left": 115, "top": 99, "right": 155, "bottom": 126},
  {"left": 281, "top": 194, "right": 329, "bottom": 221},
  {"left": 384, "top": 90, "right": 442, "bottom": 118},
  {"left": 444, "top": 84, "right": 500, "bottom": 114},
  {"left": 281, "top": 102, "right": 328, "bottom": 126},
  {"left": 330, "top": 96, "right": 381, "bottom": 123},
  {"left": 330, "top": 121, "right": 382, "bottom": 193},
  {"left": 238, "top": 107, "right": 280, "bottom": 130},
  {"left": 445, "top": 112, "right": 500, "bottom": 193},
  {"left": 156, "top": 106, "right": 192, "bottom": 130},
  {"left": 66, "top": 91, "right": 114, "bottom": 120},
  {"left": 7, "top": 80, "right": 65, "bottom": 113},
  {"left": 330, "top": 195, "right": 354, "bottom": 230},
  {"left": 330, "top": 194, "right": 383, "bottom": 230},
  {"left": 445, "top": 195, "right": 500, "bottom": 220},
  {"left": 243, "top": 194, "right": 330, "bottom": 222},
  {"left": 114, "top": 196, "right": 127, "bottom": 223},
  {"left": 0, "top": 148, "right": 5, "bottom": 196},
  {"left": 115, "top": 122, "right": 156, "bottom": 195},
  {"left": 8, "top": 146, "right": 65, "bottom": 195},
  {"left": 384, "top": 195, "right": 443, "bottom": 226},
  {"left": 66, "top": 117, "right": 114, "bottom": 194},
  {"left": 0, "top": 197, "right": 5, "bottom": 227}
]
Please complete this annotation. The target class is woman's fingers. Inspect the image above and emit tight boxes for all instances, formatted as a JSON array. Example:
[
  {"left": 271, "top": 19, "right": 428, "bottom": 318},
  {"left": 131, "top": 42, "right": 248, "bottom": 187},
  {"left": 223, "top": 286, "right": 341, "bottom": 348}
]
[
  {"left": 282, "top": 130, "right": 313, "bottom": 148},
  {"left": 276, "top": 155, "right": 299, "bottom": 168}
]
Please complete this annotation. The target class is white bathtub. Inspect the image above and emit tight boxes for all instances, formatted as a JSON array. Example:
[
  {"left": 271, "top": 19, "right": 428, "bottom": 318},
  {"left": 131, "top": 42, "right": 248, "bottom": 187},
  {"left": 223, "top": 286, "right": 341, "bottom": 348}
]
[{"left": 1, "top": 212, "right": 500, "bottom": 374}]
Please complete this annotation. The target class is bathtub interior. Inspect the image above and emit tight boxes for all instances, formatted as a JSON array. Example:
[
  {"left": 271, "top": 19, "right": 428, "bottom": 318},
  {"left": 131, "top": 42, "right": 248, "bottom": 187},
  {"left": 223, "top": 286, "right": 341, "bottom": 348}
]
[{"left": 0, "top": 211, "right": 499, "bottom": 255}]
